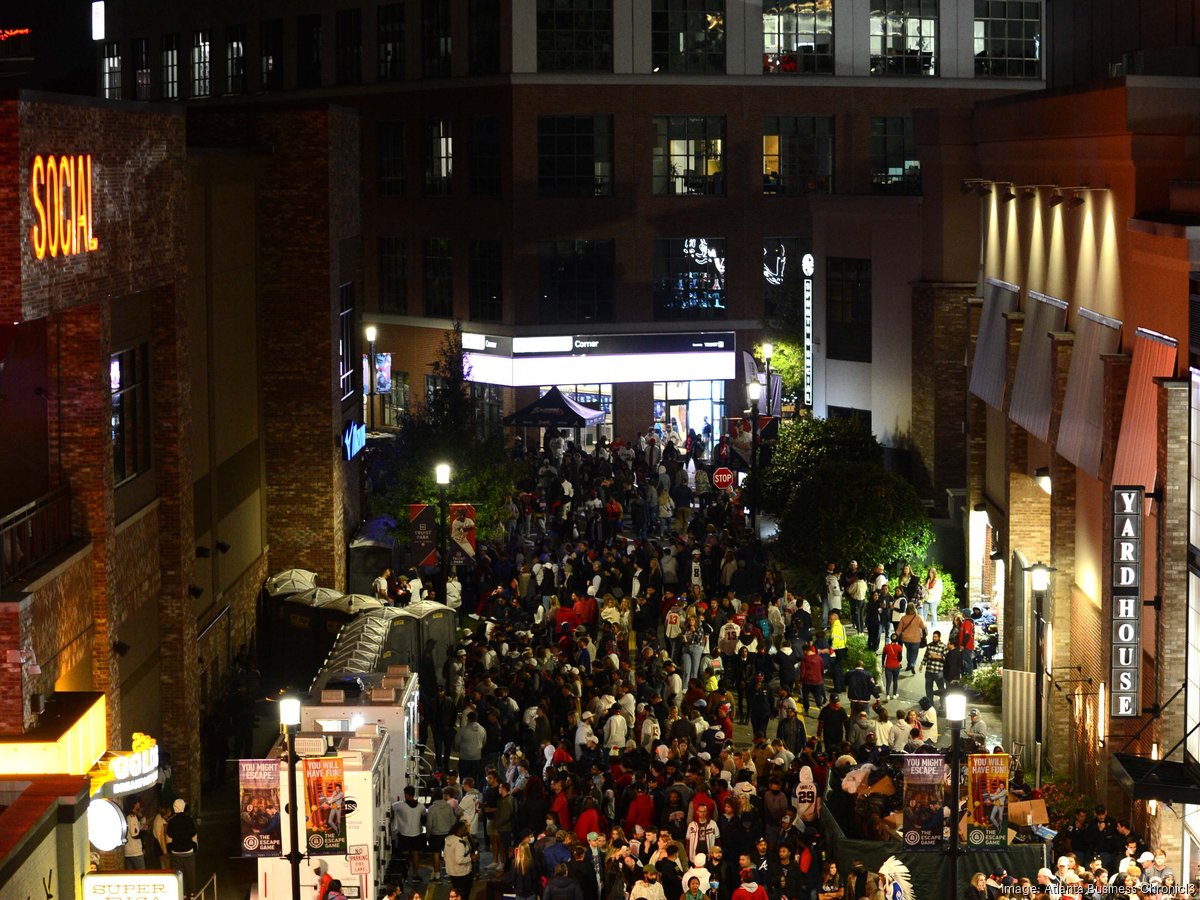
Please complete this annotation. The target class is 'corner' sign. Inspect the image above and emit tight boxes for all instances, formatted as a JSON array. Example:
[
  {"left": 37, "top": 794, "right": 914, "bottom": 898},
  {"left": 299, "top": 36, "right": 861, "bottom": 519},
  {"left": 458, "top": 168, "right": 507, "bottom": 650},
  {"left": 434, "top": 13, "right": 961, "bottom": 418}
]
[{"left": 1111, "top": 486, "right": 1142, "bottom": 717}]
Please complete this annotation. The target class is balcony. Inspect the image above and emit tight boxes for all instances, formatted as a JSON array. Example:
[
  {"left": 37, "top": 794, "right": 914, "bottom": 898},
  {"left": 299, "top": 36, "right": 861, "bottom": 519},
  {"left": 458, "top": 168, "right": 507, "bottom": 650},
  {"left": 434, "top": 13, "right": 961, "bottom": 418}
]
[{"left": 0, "top": 487, "right": 73, "bottom": 589}]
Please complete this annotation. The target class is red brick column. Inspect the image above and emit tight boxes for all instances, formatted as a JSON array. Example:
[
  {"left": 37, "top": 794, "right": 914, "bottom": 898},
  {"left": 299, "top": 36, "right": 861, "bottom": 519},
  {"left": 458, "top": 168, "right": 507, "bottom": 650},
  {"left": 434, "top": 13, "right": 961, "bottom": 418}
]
[
  {"left": 1047, "top": 333, "right": 1075, "bottom": 776},
  {"left": 57, "top": 302, "right": 121, "bottom": 746},
  {"left": 1000, "top": 310, "right": 1027, "bottom": 663}
]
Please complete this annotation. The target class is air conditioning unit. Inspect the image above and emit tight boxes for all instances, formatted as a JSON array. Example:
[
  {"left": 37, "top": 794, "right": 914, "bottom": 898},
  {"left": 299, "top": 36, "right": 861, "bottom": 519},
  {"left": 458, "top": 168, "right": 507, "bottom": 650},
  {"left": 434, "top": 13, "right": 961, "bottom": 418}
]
[
  {"left": 294, "top": 736, "right": 328, "bottom": 758},
  {"left": 321, "top": 689, "right": 346, "bottom": 704},
  {"left": 386, "top": 665, "right": 410, "bottom": 676},
  {"left": 381, "top": 676, "right": 405, "bottom": 689},
  {"left": 370, "top": 688, "right": 396, "bottom": 703},
  {"left": 348, "top": 737, "right": 375, "bottom": 752}
]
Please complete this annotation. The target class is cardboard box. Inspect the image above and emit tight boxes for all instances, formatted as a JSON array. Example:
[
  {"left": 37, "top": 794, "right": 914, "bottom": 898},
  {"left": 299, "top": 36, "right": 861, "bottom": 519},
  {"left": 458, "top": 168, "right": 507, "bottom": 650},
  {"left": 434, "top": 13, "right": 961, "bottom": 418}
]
[{"left": 1008, "top": 799, "right": 1049, "bottom": 826}]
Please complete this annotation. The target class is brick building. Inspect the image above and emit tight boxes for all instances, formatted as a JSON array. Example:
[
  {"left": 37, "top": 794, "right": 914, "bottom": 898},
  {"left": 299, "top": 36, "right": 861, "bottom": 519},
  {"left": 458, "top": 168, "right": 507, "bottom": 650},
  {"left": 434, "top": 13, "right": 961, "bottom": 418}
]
[
  {"left": 93, "top": 0, "right": 1047, "bottom": 511},
  {"left": 963, "top": 78, "right": 1200, "bottom": 870}
]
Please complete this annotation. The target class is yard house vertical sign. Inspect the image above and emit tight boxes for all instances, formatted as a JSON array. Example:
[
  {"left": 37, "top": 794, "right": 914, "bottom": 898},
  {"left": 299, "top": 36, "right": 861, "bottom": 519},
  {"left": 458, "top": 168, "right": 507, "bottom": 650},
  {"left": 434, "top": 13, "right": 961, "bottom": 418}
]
[{"left": 1110, "top": 485, "right": 1142, "bottom": 717}]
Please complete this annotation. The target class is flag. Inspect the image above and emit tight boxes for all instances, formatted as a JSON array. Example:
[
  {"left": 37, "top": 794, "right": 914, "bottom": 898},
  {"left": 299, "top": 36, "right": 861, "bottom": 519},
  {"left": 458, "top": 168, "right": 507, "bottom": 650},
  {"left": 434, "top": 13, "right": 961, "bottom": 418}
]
[
  {"left": 409, "top": 503, "right": 437, "bottom": 568},
  {"left": 238, "top": 759, "right": 282, "bottom": 857},
  {"left": 966, "top": 754, "right": 1009, "bottom": 848},
  {"left": 901, "top": 755, "right": 945, "bottom": 850},
  {"left": 303, "top": 756, "right": 347, "bottom": 854},
  {"left": 448, "top": 503, "right": 477, "bottom": 565}
]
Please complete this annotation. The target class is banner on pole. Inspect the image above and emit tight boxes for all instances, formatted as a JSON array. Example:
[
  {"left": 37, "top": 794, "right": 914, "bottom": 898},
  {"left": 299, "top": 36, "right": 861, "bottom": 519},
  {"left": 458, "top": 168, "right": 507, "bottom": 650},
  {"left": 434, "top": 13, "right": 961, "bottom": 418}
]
[
  {"left": 448, "top": 503, "right": 477, "bottom": 565},
  {"left": 238, "top": 758, "right": 282, "bottom": 856},
  {"left": 966, "top": 754, "right": 1009, "bottom": 848},
  {"left": 409, "top": 503, "right": 437, "bottom": 568},
  {"left": 901, "top": 754, "right": 945, "bottom": 850},
  {"left": 303, "top": 756, "right": 347, "bottom": 854}
]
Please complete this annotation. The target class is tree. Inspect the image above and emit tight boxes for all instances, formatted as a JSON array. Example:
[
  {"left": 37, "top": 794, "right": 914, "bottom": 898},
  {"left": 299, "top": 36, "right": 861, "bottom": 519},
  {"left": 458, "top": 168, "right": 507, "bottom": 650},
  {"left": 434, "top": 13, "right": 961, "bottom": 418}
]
[
  {"left": 777, "top": 459, "right": 933, "bottom": 587},
  {"left": 757, "top": 416, "right": 883, "bottom": 514},
  {"left": 367, "top": 322, "right": 519, "bottom": 558},
  {"left": 753, "top": 340, "right": 805, "bottom": 409}
]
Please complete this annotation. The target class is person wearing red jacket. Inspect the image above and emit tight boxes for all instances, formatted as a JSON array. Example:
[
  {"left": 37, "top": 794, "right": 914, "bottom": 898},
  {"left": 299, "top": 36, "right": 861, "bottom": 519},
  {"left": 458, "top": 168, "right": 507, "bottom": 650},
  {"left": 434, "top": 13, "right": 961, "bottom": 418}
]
[
  {"left": 798, "top": 645, "right": 826, "bottom": 715},
  {"left": 550, "top": 778, "right": 574, "bottom": 830},
  {"left": 732, "top": 868, "right": 765, "bottom": 900},
  {"left": 623, "top": 784, "right": 657, "bottom": 834}
]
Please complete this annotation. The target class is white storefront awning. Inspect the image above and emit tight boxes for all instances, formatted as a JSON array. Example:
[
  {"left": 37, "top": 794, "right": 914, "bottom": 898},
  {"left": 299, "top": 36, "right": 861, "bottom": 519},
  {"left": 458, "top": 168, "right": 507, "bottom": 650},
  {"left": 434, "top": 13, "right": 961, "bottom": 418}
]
[
  {"left": 968, "top": 278, "right": 1020, "bottom": 410},
  {"left": 1057, "top": 308, "right": 1122, "bottom": 477},
  {"left": 1008, "top": 291, "right": 1070, "bottom": 441}
]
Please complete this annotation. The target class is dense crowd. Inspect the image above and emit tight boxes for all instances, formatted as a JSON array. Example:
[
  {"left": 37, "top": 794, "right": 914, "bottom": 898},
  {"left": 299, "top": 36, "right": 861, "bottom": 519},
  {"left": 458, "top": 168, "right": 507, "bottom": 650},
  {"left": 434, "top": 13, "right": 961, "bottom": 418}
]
[{"left": 355, "top": 430, "right": 1190, "bottom": 900}]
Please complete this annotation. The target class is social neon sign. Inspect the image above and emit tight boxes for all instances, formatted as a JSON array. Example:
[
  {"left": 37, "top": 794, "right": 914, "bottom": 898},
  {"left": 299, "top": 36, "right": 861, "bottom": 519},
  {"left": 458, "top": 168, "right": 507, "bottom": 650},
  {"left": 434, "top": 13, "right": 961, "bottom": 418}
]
[{"left": 30, "top": 153, "right": 99, "bottom": 260}]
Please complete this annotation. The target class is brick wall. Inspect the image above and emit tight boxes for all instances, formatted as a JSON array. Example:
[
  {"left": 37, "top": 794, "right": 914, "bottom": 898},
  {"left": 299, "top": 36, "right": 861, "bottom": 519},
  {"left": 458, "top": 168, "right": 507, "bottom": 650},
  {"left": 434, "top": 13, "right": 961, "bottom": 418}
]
[
  {"left": 911, "top": 282, "right": 973, "bottom": 514},
  {"left": 1047, "top": 333, "right": 1076, "bottom": 774},
  {"left": 1000, "top": 310, "right": 1026, "bottom": 659},
  {"left": 24, "top": 548, "right": 93, "bottom": 712}
]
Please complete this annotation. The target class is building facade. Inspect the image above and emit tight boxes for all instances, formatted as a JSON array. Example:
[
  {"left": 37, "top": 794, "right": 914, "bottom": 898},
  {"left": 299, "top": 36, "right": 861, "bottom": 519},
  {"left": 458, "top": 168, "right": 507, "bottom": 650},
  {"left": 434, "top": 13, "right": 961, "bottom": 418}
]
[{"left": 95, "top": 0, "right": 1045, "bottom": 507}]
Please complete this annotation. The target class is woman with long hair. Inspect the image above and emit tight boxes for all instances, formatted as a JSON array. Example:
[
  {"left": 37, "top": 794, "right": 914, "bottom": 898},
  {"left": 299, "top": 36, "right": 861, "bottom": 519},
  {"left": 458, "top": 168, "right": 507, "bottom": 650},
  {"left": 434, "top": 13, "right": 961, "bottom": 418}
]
[
  {"left": 444, "top": 821, "right": 475, "bottom": 900},
  {"left": 511, "top": 832, "right": 541, "bottom": 900}
]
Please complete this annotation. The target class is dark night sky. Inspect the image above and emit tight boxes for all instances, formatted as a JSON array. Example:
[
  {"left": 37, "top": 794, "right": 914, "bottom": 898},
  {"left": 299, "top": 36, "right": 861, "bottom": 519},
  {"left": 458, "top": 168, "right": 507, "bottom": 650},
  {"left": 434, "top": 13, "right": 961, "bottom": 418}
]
[{"left": 0, "top": 1, "right": 95, "bottom": 96}]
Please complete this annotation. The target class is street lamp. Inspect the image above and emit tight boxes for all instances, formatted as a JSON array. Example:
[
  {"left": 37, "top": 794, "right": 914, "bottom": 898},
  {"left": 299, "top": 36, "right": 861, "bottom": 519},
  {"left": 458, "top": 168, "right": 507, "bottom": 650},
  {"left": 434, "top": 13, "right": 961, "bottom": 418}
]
[
  {"left": 279, "top": 696, "right": 304, "bottom": 900},
  {"left": 946, "top": 689, "right": 967, "bottom": 900},
  {"left": 747, "top": 381, "right": 762, "bottom": 538},
  {"left": 1029, "top": 561, "right": 1053, "bottom": 787},
  {"left": 762, "top": 341, "right": 774, "bottom": 418},
  {"left": 365, "top": 325, "right": 378, "bottom": 431},
  {"left": 436, "top": 463, "right": 451, "bottom": 603}
]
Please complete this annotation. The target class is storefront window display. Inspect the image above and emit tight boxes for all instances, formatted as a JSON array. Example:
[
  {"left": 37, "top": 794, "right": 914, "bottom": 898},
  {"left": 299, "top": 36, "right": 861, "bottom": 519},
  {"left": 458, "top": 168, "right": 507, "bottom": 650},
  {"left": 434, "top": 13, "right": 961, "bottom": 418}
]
[
  {"left": 539, "top": 384, "right": 613, "bottom": 449},
  {"left": 653, "top": 380, "right": 724, "bottom": 457}
]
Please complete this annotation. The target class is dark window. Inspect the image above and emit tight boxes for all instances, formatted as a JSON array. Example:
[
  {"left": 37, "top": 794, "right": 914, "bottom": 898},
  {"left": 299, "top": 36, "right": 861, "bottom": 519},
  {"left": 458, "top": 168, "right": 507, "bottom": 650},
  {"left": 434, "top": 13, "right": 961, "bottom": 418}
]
[
  {"left": 260, "top": 19, "right": 284, "bottom": 90},
  {"left": 469, "top": 240, "right": 503, "bottom": 322},
  {"left": 425, "top": 374, "right": 449, "bottom": 403},
  {"left": 133, "top": 38, "right": 151, "bottom": 100},
  {"left": 473, "top": 383, "right": 503, "bottom": 438},
  {"left": 536, "top": 0, "right": 613, "bottom": 73},
  {"left": 226, "top": 25, "right": 246, "bottom": 93},
  {"left": 424, "top": 238, "right": 454, "bottom": 317},
  {"left": 103, "top": 42, "right": 122, "bottom": 100},
  {"left": 763, "top": 1, "right": 833, "bottom": 73},
  {"left": 338, "top": 283, "right": 357, "bottom": 401},
  {"left": 974, "top": 0, "right": 1041, "bottom": 78},
  {"left": 870, "top": 116, "right": 920, "bottom": 195},
  {"left": 469, "top": 0, "right": 500, "bottom": 75},
  {"left": 826, "top": 257, "right": 871, "bottom": 362},
  {"left": 161, "top": 34, "right": 179, "bottom": 100},
  {"left": 827, "top": 405, "right": 871, "bottom": 426},
  {"left": 422, "top": 0, "right": 452, "bottom": 77},
  {"left": 538, "top": 240, "right": 615, "bottom": 324},
  {"left": 378, "top": 3, "right": 406, "bottom": 81},
  {"left": 652, "top": 116, "right": 724, "bottom": 196},
  {"left": 191, "top": 31, "right": 211, "bottom": 97},
  {"left": 653, "top": 238, "right": 726, "bottom": 321},
  {"left": 336, "top": 8, "right": 363, "bottom": 84},
  {"left": 537, "top": 115, "right": 612, "bottom": 198},
  {"left": 378, "top": 121, "right": 405, "bottom": 195},
  {"left": 870, "top": 0, "right": 938, "bottom": 75},
  {"left": 424, "top": 118, "right": 453, "bottom": 195},
  {"left": 651, "top": 0, "right": 726, "bottom": 74},
  {"left": 298, "top": 14, "right": 322, "bottom": 88},
  {"left": 763, "top": 237, "right": 802, "bottom": 320},
  {"left": 379, "top": 237, "right": 408, "bottom": 313},
  {"left": 469, "top": 117, "right": 502, "bottom": 196},
  {"left": 111, "top": 345, "right": 152, "bottom": 485},
  {"left": 762, "top": 116, "right": 834, "bottom": 195}
]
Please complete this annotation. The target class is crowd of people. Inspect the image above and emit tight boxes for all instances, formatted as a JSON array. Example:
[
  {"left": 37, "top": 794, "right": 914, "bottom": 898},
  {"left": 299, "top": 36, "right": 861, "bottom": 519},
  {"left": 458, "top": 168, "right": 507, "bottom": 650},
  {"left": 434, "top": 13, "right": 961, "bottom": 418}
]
[{"left": 354, "top": 430, "right": 1189, "bottom": 900}]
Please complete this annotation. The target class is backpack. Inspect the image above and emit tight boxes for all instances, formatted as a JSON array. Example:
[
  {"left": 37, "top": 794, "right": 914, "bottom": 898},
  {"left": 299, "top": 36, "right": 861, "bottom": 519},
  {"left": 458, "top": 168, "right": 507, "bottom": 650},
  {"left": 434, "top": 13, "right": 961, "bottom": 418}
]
[{"left": 539, "top": 565, "right": 556, "bottom": 594}]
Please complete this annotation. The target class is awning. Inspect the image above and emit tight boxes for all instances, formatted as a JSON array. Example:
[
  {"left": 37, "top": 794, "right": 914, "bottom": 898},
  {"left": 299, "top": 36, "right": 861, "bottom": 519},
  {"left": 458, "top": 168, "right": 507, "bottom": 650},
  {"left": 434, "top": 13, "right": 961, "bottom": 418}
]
[
  {"left": 1112, "top": 328, "right": 1178, "bottom": 493},
  {"left": 1008, "top": 291, "right": 1069, "bottom": 441},
  {"left": 1112, "top": 752, "right": 1200, "bottom": 805},
  {"left": 1057, "top": 308, "right": 1122, "bottom": 478},
  {"left": 501, "top": 385, "right": 606, "bottom": 427},
  {"left": 968, "top": 278, "right": 1020, "bottom": 410}
]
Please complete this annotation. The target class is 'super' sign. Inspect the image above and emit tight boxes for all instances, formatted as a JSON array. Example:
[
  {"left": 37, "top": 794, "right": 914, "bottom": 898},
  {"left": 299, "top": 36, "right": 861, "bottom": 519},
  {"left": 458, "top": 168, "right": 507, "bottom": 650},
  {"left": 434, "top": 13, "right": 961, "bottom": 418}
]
[
  {"left": 1110, "top": 485, "right": 1143, "bottom": 718},
  {"left": 30, "top": 153, "right": 99, "bottom": 260}
]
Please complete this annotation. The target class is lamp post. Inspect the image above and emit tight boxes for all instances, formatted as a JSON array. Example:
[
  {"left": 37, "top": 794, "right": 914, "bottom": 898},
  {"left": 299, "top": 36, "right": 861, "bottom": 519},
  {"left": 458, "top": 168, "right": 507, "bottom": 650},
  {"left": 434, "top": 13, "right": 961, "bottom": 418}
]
[
  {"left": 279, "top": 696, "right": 304, "bottom": 900},
  {"left": 762, "top": 342, "right": 773, "bottom": 416},
  {"left": 747, "top": 381, "right": 761, "bottom": 538},
  {"left": 436, "top": 463, "right": 451, "bottom": 603},
  {"left": 946, "top": 689, "right": 967, "bottom": 900},
  {"left": 365, "top": 325, "right": 377, "bottom": 431},
  {"left": 1030, "top": 561, "right": 1051, "bottom": 787}
]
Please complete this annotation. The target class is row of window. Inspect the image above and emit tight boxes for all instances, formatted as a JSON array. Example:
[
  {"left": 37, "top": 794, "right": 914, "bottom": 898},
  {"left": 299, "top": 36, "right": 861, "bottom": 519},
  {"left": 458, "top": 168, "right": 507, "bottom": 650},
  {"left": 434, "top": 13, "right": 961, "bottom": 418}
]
[
  {"left": 100, "top": 0, "right": 1041, "bottom": 100},
  {"left": 377, "top": 237, "right": 873, "bottom": 361},
  {"left": 378, "top": 115, "right": 917, "bottom": 199}
]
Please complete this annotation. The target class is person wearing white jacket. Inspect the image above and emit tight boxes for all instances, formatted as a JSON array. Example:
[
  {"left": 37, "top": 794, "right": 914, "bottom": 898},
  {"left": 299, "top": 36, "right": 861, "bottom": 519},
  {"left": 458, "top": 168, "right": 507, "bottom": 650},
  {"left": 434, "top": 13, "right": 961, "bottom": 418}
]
[
  {"left": 603, "top": 707, "right": 628, "bottom": 753},
  {"left": 444, "top": 821, "right": 475, "bottom": 897},
  {"left": 445, "top": 573, "right": 462, "bottom": 611}
]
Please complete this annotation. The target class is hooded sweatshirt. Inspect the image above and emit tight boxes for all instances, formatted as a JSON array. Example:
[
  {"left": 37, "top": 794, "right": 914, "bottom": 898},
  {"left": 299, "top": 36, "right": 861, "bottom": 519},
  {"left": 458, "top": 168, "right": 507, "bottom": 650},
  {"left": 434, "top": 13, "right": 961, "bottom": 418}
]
[
  {"left": 793, "top": 766, "right": 821, "bottom": 824},
  {"left": 732, "top": 880, "right": 764, "bottom": 900}
]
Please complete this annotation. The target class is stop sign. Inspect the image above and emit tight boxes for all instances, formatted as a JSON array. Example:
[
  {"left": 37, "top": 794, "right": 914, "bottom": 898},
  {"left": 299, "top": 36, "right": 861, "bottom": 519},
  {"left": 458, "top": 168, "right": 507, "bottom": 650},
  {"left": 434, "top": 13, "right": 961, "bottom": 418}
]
[{"left": 711, "top": 467, "right": 734, "bottom": 491}]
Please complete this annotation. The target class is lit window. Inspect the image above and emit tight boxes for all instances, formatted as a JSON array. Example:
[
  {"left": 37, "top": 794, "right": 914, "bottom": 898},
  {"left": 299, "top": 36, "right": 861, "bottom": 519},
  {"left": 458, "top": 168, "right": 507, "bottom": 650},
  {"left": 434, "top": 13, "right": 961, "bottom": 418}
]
[
  {"left": 111, "top": 345, "right": 152, "bottom": 485},
  {"left": 869, "top": 116, "right": 920, "bottom": 195},
  {"left": 103, "top": 42, "right": 122, "bottom": 100},
  {"left": 424, "top": 118, "right": 453, "bottom": 195},
  {"left": 974, "top": 0, "right": 1041, "bottom": 78},
  {"left": 161, "top": 34, "right": 179, "bottom": 100},
  {"left": 870, "top": 0, "right": 937, "bottom": 76},
  {"left": 762, "top": 1, "right": 833, "bottom": 74},
  {"left": 762, "top": 116, "right": 834, "bottom": 194},
  {"left": 652, "top": 116, "right": 724, "bottom": 196},
  {"left": 651, "top": 0, "right": 726, "bottom": 74},
  {"left": 226, "top": 25, "right": 246, "bottom": 94},
  {"left": 191, "top": 30, "right": 210, "bottom": 97},
  {"left": 653, "top": 238, "right": 726, "bottom": 321},
  {"left": 338, "top": 283, "right": 357, "bottom": 401}
]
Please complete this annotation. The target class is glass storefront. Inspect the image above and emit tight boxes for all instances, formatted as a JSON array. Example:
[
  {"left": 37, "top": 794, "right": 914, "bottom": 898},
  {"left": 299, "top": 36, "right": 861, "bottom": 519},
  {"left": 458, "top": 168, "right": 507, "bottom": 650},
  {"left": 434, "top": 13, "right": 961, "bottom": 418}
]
[
  {"left": 653, "top": 380, "right": 725, "bottom": 457},
  {"left": 539, "top": 383, "right": 613, "bottom": 449}
]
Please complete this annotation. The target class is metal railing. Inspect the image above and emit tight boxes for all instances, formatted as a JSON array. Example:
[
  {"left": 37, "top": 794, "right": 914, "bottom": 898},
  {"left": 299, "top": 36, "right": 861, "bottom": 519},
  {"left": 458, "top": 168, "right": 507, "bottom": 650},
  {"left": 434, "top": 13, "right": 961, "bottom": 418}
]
[
  {"left": 194, "top": 872, "right": 219, "bottom": 900},
  {"left": 0, "top": 486, "right": 73, "bottom": 588}
]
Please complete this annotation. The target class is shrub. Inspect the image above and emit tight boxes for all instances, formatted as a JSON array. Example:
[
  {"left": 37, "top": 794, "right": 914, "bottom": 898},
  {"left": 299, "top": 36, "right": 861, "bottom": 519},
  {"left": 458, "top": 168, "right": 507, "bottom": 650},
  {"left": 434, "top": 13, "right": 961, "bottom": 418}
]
[
  {"left": 1039, "top": 774, "right": 1093, "bottom": 831},
  {"left": 845, "top": 633, "right": 880, "bottom": 678},
  {"left": 965, "top": 663, "right": 1001, "bottom": 703}
]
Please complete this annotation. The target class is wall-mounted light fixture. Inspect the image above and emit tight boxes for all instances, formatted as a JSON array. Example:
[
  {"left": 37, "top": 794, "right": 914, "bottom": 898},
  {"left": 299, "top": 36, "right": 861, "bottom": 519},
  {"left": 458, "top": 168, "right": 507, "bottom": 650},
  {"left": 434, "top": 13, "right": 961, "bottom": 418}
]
[
  {"left": 216, "top": 541, "right": 231, "bottom": 554},
  {"left": 990, "top": 549, "right": 1004, "bottom": 562},
  {"left": 112, "top": 640, "right": 131, "bottom": 657},
  {"left": 998, "top": 183, "right": 1017, "bottom": 203},
  {"left": 1049, "top": 186, "right": 1090, "bottom": 208},
  {"left": 195, "top": 545, "right": 211, "bottom": 558},
  {"left": 188, "top": 585, "right": 204, "bottom": 599},
  {"left": 1034, "top": 466, "right": 1051, "bottom": 495}
]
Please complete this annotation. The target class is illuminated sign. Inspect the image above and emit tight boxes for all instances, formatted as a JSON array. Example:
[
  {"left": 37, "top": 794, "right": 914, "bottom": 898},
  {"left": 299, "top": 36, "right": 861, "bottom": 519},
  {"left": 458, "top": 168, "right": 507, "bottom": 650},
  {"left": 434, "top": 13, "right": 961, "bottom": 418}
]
[
  {"left": 83, "top": 872, "right": 183, "bottom": 900},
  {"left": 1111, "top": 486, "right": 1142, "bottom": 718},
  {"left": 342, "top": 421, "right": 366, "bottom": 460},
  {"left": 802, "top": 253, "right": 814, "bottom": 407},
  {"left": 30, "top": 153, "right": 99, "bottom": 260},
  {"left": 0, "top": 28, "right": 31, "bottom": 41},
  {"left": 105, "top": 733, "right": 159, "bottom": 795},
  {"left": 86, "top": 798, "right": 126, "bottom": 851}
]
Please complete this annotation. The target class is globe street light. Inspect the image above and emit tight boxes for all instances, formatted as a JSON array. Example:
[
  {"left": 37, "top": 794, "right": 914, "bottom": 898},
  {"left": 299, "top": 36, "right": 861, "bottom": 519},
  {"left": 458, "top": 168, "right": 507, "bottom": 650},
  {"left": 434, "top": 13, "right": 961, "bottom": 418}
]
[
  {"left": 747, "top": 381, "right": 762, "bottom": 538},
  {"left": 278, "top": 696, "right": 303, "bottom": 900},
  {"left": 365, "top": 325, "right": 378, "bottom": 431}
]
